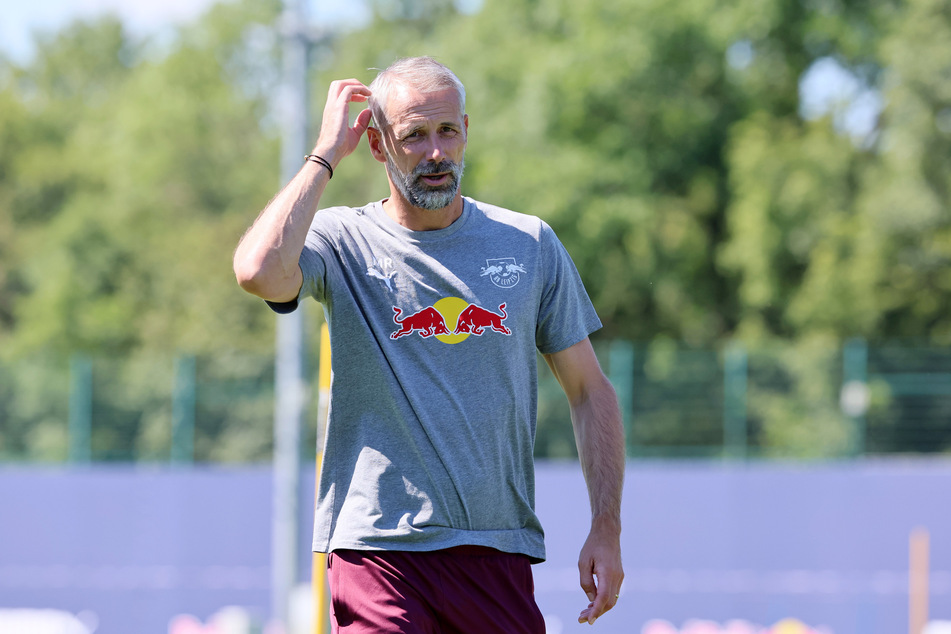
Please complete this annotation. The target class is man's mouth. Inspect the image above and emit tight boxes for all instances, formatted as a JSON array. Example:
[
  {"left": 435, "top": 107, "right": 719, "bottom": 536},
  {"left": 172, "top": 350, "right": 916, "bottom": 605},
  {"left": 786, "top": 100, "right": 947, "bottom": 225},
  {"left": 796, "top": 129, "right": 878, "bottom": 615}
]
[{"left": 420, "top": 173, "right": 450, "bottom": 187}]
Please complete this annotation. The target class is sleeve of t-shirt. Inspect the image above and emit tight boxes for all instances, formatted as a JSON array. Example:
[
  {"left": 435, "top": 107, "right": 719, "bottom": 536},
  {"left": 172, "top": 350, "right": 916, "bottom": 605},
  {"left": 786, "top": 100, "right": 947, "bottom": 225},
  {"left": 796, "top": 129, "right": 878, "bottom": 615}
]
[
  {"left": 535, "top": 221, "right": 602, "bottom": 354},
  {"left": 264, "top": 216, "right": 333, "bottom": 314}
]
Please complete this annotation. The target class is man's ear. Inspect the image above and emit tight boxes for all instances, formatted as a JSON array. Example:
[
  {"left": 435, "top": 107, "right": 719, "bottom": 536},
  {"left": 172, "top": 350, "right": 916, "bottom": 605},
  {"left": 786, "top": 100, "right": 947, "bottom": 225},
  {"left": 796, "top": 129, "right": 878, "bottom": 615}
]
[{"left": 367, "top": 127, "right": 387, "bottom": 164}]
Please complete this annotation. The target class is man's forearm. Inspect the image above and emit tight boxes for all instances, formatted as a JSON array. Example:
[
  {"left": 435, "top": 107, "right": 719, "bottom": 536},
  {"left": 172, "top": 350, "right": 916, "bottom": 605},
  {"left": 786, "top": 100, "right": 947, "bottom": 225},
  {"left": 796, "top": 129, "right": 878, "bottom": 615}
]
[
  {"left": 571, "top": 375, "right": 625, "bottom": 625},
  {"left": 233, "top": 78, "right": 373, "bottom": 302},
  {"left": 233, "top": 161, "right": 330, "bottom": 301},
  {"left": 571, "top": 377, "right": 625, "bottom": 526}
]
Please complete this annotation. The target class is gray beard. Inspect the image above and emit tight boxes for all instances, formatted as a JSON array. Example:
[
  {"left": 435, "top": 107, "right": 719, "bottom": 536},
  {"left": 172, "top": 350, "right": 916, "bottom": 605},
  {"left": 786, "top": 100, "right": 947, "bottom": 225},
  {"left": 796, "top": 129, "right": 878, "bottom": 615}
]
[{"left": 385, "top": 153, "right": 465, "bottom": 211}]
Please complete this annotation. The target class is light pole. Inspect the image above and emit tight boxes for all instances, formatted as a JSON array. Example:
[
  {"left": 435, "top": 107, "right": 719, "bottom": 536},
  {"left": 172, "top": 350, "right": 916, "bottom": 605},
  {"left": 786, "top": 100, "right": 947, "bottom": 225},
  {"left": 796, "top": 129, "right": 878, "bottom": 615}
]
[{"left": 272, "top": 0, "right": 331, "bottom": 627}]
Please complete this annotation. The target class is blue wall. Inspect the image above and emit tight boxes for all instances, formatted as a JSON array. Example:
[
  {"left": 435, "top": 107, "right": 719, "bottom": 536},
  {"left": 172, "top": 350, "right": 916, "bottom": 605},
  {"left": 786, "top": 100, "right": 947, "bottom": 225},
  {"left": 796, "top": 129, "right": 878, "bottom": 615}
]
[
  {"left": 535, "top": 460, "right": 951, "bottom": 633},
  {"left": 2, "top": 461, "right": 949, "bottom": 633}
]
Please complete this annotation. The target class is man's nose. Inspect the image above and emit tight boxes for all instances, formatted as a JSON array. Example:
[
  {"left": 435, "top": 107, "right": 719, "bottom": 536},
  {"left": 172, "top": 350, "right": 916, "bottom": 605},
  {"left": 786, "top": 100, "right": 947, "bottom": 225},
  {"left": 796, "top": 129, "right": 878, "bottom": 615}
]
[{"left": 426, "top": 138, "right": 446, "bottom": 163}]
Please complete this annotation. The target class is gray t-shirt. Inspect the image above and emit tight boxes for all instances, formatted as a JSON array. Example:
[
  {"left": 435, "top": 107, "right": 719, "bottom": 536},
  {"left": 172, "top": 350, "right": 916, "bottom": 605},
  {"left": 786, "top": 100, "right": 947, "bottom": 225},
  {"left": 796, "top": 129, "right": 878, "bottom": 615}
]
[{"left": 272, "top": 197, "right": 601, "bottom": 563}]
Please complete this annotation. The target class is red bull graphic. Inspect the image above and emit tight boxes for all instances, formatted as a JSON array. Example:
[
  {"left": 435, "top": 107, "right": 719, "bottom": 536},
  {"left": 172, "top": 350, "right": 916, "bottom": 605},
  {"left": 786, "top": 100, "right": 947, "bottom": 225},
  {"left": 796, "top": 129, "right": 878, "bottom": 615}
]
[
  {"left": 390, "top": 306, "right": 452, "bottom": 339},
  {"left": 453, "top": 303, "right": 511, "bottom": 336},
  {"left": 390, "top": 297, "right": 512, "bottom": 344}
]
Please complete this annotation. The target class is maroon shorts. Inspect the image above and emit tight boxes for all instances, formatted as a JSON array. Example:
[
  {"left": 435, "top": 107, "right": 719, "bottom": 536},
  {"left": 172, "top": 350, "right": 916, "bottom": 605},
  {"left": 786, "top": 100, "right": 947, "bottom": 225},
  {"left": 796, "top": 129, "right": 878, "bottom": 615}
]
[{"left": 327, "top": 546, "right": 545, "bottom": 634}]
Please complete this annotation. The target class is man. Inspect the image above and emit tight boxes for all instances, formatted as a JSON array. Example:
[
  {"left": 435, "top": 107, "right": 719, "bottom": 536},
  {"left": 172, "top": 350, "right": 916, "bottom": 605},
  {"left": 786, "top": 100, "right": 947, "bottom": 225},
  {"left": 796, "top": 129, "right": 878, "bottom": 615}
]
[{"left": 234, "top": 57, "right": 624, "bottom": 631}]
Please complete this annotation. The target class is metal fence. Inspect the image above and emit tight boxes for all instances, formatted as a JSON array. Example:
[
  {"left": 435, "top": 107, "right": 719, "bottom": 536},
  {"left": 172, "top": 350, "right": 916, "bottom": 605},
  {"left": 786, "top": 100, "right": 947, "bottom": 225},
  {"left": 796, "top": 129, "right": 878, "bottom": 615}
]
[
  {"left": 601, "top": 339, "right": 951, "bottom": 459},
  {"left": 1, "top": 340, "right": 949, "bottom": 463}
]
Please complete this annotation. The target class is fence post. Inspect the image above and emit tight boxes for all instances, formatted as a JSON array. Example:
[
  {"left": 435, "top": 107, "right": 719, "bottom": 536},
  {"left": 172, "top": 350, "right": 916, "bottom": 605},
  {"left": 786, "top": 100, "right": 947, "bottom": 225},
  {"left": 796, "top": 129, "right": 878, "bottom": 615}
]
[
  {"left": 841, "top": 338, "right": 869, "bottom": 457},
  {"left": 608, "top": 340, "right": 635, "bottom": 457},
  {"left": 723, "top": 342, "right": 748, "bottom": 459},
  {"left": 68, "top": 355, "right": 93, "bottom": 463},
  {"left": 171, "top": 354, "right": 197, "bottom": 464}
]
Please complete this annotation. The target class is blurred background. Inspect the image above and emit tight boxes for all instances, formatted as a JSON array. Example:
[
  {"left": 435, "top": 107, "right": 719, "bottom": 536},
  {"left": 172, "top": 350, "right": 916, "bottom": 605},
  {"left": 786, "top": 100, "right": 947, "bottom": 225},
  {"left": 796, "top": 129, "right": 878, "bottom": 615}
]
[{"left": 1, "top": 0, "right": 950, "bottom": 632}]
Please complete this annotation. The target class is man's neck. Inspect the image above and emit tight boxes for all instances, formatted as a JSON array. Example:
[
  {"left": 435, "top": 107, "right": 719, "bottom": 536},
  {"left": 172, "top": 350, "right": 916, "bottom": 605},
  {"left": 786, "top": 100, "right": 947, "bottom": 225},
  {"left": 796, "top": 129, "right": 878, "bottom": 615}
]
[{"left": 382, "top": 193, "right": 464, "bottom": 232}]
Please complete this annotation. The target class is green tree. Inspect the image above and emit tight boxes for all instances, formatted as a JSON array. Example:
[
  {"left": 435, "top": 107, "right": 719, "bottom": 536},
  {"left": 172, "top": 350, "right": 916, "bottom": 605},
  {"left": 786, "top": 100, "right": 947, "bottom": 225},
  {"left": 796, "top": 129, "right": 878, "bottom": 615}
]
[
  {"left": 0, "top": 0, "right": 285, "bottom": 461},
  {"left": 2, "top": 0, "right": 282, "bottom": 359},
  {"left": 325, "top": 0, "right": 894, "bottom": 345},
  {"left": 859, "top": 0, "right": 951, "bottom": 342},
  {"left": 4, "top": 0, "right": 950, "bottom": 461}
]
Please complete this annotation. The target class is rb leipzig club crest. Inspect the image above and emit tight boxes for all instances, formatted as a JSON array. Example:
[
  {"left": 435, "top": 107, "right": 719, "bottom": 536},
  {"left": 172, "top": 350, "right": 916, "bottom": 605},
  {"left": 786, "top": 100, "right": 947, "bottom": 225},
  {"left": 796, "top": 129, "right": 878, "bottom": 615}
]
[{"left": 480, "top": 257, "right": 526, "bottom": 289}]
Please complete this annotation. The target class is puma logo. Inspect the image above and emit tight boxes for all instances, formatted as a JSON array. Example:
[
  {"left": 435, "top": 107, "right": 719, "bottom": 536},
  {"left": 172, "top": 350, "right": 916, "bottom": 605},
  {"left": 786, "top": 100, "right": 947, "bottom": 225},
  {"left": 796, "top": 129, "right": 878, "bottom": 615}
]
[{"left": 367, "top": 258, "right": 397, "bottom": 292}]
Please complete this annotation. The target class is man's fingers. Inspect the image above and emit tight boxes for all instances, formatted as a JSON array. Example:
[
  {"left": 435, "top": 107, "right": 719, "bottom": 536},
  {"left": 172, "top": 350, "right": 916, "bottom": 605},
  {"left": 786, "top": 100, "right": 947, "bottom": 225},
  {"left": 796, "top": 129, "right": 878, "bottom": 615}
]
[
  {"left": 313, "top": 80, "right": 373, "bottom": 164},
  {"left": 589, "top": 588, "right": 617, "bottom": 622},
  {"left": 579, "top": 562, "right": 597, "bottom": 602},
  {"left": 578, "top": 591, "right": 620, "bottom": 625},
  {"left": 353, "top": 108, "right": 373, "bottom": 134},
  {"left": 342, "top": 85, "right": 371, "bottom": 104},
  {"left": 577, "top": 521, "right": 624, "bottom": 625},
  {"left": 578, "top": 554, "right": 624, "bottom": 625},
  {"left": 577, "top": 603, "right": 594, "bottom": 624},
  {"left": 325, "top": 80, "right": 371, "bottom": 119},
  {"left": 578, "top": 559, "right": 600, "bottom": 624},
  {"left": 328, "top": 78, "right": 370, "bottom": 99}
]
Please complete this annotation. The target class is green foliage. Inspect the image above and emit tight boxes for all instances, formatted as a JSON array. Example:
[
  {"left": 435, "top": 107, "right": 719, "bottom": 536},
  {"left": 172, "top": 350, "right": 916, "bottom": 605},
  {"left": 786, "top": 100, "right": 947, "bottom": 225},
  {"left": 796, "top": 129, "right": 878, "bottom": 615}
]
[
  {"left": 0, "top": 354, "right": 70, "bottom": 461},
  {"left": 0, "top": 0, "right": 284, "bottom": 461},
  {"left": 315, "top": 0, "right": 951, "bottom": 458},
  {"left": 2, "top": 0, "right": 951, "bottom": 461},
  {"left": 306, "top": 0, "right": 950, "bottom": 349},
  {"left": 0, "top": 0, "right": 282, "bottom": 360},
  {"left": 859, "top": 0, "right": 951, "bottom": 340},
  {"left": 746, "top": 337, "right": 854, "bottom": 458}
]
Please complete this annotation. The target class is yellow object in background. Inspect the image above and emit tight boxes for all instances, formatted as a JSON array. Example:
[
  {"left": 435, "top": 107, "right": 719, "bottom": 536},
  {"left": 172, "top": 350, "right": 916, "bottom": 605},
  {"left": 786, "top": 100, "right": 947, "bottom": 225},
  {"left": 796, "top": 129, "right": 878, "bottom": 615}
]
[{"left": 312, "top": 323, "right": 331, "bottom": 634}]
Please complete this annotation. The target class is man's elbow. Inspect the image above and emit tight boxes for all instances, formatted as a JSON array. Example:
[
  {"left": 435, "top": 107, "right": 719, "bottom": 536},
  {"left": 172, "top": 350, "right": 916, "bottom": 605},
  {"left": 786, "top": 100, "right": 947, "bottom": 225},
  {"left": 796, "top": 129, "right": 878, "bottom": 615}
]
[
  {"left": 235, "top": 273, "right": 264, "bottom": 297},
  {"left": 573, "top": 372, "right": 616, "bottom": 407},
  {"left": 234, "top": 253, "right": 301, "bottom": 302},
  {"left": 233, "top": 255, "right": 275, "bottom": 298},
  {"left": 234, "top": 254, "right": 259, "bottom": 290}
]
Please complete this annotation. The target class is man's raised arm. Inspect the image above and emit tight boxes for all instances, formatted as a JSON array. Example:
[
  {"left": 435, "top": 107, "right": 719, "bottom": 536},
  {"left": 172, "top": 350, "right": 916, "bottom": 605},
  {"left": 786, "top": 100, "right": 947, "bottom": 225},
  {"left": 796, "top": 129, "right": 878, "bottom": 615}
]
[{"left": 233, "top": 79, "right": 373, "bottom": 302}]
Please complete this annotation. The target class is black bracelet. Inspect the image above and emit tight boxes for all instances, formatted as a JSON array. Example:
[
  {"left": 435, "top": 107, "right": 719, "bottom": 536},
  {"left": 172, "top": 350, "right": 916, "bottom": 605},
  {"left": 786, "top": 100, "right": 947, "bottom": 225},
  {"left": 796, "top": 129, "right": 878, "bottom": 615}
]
[{"left": 304, "top": 154, "right": 334, "bottom": 179}]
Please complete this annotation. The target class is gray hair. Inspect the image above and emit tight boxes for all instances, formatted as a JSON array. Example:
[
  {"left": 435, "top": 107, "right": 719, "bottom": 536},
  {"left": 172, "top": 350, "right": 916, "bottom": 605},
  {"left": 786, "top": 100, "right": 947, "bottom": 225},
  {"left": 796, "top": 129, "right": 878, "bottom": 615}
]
[{"left": 368, "top": 57, "right": 466, "bottom": 130}]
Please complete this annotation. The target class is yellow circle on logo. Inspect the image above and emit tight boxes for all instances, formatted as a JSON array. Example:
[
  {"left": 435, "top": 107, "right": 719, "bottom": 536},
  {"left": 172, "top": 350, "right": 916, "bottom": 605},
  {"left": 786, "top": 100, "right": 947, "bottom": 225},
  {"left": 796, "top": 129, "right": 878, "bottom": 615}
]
[{"left": 433, "top": 296, "right": 471, "bottom": 344}]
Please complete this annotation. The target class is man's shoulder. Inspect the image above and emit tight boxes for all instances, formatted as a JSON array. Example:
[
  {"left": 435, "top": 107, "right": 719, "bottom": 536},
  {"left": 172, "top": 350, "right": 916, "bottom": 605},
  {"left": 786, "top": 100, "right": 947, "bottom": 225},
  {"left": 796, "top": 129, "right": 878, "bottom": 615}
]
[
  {"left": 310, "top": 201, "right": 379, "bottom": 230},
  {"left": 466, "top": 198, "right": 549, "bottom": 237},
  {"left": 317, "top": 202, "right": 375, "bottom": 218}
]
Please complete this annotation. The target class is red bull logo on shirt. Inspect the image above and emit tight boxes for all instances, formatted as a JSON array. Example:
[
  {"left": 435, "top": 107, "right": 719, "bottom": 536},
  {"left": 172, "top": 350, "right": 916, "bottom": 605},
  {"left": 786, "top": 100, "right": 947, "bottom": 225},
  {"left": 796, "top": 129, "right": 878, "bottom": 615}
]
[{"left": 390, "top": 297, "right": 512, "bottom": 344}]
